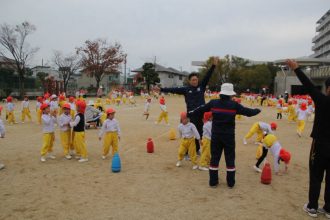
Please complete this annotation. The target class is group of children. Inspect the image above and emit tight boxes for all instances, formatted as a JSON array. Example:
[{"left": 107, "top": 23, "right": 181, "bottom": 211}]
[{"left": 143, "top": 95, "right": 170, "bottom": 125}]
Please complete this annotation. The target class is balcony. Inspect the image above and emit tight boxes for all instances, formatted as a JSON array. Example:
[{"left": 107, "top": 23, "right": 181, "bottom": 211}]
[
  {"left": 312, "top": 24, "right": 330, "bottom": 43},
  {"left": 316, "top": 15, "right": 330, "bottom": 32},
  {"left": 310, "top": 66, "right": 330, "bottom": 79},
  {"left": 312, "top": 34, "right": 330, "bottom": 51}
]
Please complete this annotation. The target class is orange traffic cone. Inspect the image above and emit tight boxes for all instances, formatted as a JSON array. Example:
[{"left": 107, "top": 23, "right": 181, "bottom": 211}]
[
  {"left": 261, "top": 162, "right": 272, "bottom": 184},
  {"left": 147, "top": 138, "right": 154, "bottom": 153}
]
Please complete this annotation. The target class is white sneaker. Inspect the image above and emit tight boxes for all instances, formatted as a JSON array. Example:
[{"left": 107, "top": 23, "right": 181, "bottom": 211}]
[
  {"left": 176, "top": 161, "right": 182, "bottom": 167},
  {"left": 297, "top": 131, "right": 302, "bottom": 137},
  {"left": 318, "top": 207, "right": 330, "bottom": 219},
  {"left": 69, "top": 150, "right": 75, "bottom": 156},
  {"left": 101, "top": 155, "right": 107, "bottom": 160},
  {"left": 0, "top": 163, "right": 5, "bottom": 170},
  {"left": 65, "top": 154, "right": 72, "bottom": 160},
  {"left": 254, "top": 142, "right": 261, "bottom": 145},
  {"left": 243, "top": 138, "right": 247, "bottom": 145},
  {"left": 253, "top": 165, "right": 262, "bottom": 173},
  {"left": 192, "top": 165, "right": 198, "bottom": 170},
  {"left": 47, "top": 154, "right": 56, "bottom": 159},
  {"left": 199, "top": 166, "right": 209, "bottom": 171},
  {"left": 303, "top": 203, "right": 318, "bottom": 218},
  {"left": 40, "top": 157, "right": 46, "bottom": 162},
  {"left": 75, "top": 155, "right": 81, "bottom": 159},
  {"left": 78, "top": 158, "right": 88, "bottom": 163}
]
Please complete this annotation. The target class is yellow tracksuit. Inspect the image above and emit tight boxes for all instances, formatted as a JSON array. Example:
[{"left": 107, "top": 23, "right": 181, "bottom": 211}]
[
  {"left": 60, "top": 130, "right": 71, "bottom": 156},
  {"left": 199, "top": 138, "right": 211, "bottom": 167},
  {"left": 72, "top": 131, "right": 87, "bottom": 158},
  {"left": 297, "top": 120, "right": 305, "bottom": 133},
  {"left": 287, "top": 105, "right": 296, "bottom": 122},
  {"left": 21, "top": 108, "right": 32, "bottom": 122},
  {"left": 40, "top": 133, "right": 55, "bottom": 156},
  {"left": 70, "top": 110, "right": 76, "bottom": 119},
  {"left": 37, "top": 109, "right": 42, "bottom": 124},
  {"left": 178, "top": 138, "right": 197, "bottom": 165},
  {"left": 100, "top": 113, "right": 107, "bottom": 125},
  {"left": 102, "top": 132, "right": 119, "bottom": 156},
  {"left": 7, "top": 112, "right": 16, "bottom": 124},
  {"left": 157, "top": 111, "right": 169, "bottom": 124},
  {"left": 244, "top": 122, "right": 264, "bottom": 142}
]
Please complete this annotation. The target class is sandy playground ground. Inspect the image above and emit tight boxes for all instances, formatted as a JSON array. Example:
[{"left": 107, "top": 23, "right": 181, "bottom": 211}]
[{"left": 0, "top": 95, "right": 324, "bottom": 220}]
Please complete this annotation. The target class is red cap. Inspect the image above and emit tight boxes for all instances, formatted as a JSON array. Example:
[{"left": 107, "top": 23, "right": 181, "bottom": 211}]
[
  {"left": 76, "top": 100, "right": 86, "bottom": 113},
  {"left": 62, "top": 103, "right": 71, "bottom": 109},
  {"left": 0, "top": 106, "right": 3, "bottom": 111},
  {"left": 301, "top": 102, "right": 307, "bottom": 111},
  {"left": 40, "top": 103, "right": 49, "bottom": 110},
  {"left": 203, "top": 112, "right": 212, "bottom": 122},
  {"left": 159, "top": 97, "right": 165, "bottom": 105},
  {"left": 308, "top": 99, "right": 312, "bottom": 105},
  {"left": 288, "top": 101, "right": 292, "bottom": 105},
  {"left": 59, "top": 95, "right": 65, "bottom": 101},
  {"left": 106, "top": 108, "right": 116, "bottom": 114},
  {"left": 279, "top": 149, "right": 291, "bottom": 164},
  {"left": 278, "top": 99, "right": 283, "bottom": 104},
  {"left": 6, "top": 96, "right": 12, "bottom": 102},
  {"left": 37, "top": 96, "right": 43, "bottom": 102},
  {"left": 44, "top": 93, "right": 50, "bottom": 99},
  {"left": 69, "top": 96, "right": 75, "bottom": 102},
  {"left": 180, "top": 112, "right": 187, "bottom": 120},
  {"left": 270, "top": 122, "right": 277, "bottom": 130}
]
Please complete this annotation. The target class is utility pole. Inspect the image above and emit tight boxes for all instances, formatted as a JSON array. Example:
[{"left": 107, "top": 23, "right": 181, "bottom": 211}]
[{"left": 124, "top": 54, "right": 127, "bottom": 85}]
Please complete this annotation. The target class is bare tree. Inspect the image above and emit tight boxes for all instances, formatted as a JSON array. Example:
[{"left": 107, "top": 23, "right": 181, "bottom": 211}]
[
  {"left": 0, "top": 21, "right": 39, "bottom": 98},
  {"left": 53, "top": 50, "right": 80, "bottom": 93},
  {"left": 76, "top": 39, "right": 125, "bottom": 89}
]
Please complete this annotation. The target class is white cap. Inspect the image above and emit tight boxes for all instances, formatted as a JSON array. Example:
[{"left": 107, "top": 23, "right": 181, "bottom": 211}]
[
  {"left": 87, "top": 100, "right": 94, "bottom": 106},
  {"left": 50, "top": 94, "right": 57, "bottom": 99},
  {"left": 220, "top": 83, "right": 236, "bottom": 96}
]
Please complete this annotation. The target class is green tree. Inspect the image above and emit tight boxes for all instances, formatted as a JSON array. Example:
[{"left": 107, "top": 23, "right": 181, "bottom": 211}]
[
  {"left": 0, "top": 67, "right": 16, "bottom": 97},
  {"left": 141, "top": 63, "right": 160, "bottom": 92}
]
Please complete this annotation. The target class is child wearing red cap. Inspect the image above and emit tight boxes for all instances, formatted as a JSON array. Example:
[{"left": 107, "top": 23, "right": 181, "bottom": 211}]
[
  {"left": 143, "top": 98, "right": 151, "bottom": 120},
  {"left": 199, "top": 112, "right": 212, "bottom": 171},
  {"left": 40, "top": 103, "right": 57, "bottom": 162},
  {"left": 253, "top": 133, "right": 291, "bottom": 175},
  {"left": 21, "top": 96, "right": 32, "bottom": 123},
  {"left": 243, "top": 121, "right": 277, "bottom": 145},
  {"left": 58, "top": 103, "right": 73, "bottom": 160},
  {"left": 58, "top": 95, "right": 66, "bottom": 115},
  {"left": 6, "top": 96, "right": 16, "bottom": 124},
  {"left": 287, "top": 101, "right": 296, "bottom": 123},
  {"left": 276, "top": 99, "right": 283, "bottom": 120},
  {"left": 0, "top": 106, "right": 5, "bottom": 170},
  {"left": 49, "top": 94, "right": 59, "bottom": 115},
  {"left": 307, "top": 99, "right": 315, "bottom": 122},
  {"left": 176, "top": 112, "right": 201, "bottom": 170},
  {"left": 155, "top": 96, "right": 169, "bottom": 125},
  {"left": 70, "top": 100, "right": 88, "bottom": 162},
  {"left": 296, "top": 102, "right": 309, "bottom": 137},
  {"left": 98, "top": 108, "right": 121, "bottom": 159}
]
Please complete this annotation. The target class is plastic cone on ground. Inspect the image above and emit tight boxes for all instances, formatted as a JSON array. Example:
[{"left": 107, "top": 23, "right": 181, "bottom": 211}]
[
  {"left": 111, "top": 153, "right": 121, "bottom": 173},
  {"left": 169, "top": 128, "right": 176, "bottom": 140},
  {"left": 261, "top": 162, "right": 272, "bottom": 184},
  {"left": 147, "top": 138, "right": 154, "bottom": 153}
]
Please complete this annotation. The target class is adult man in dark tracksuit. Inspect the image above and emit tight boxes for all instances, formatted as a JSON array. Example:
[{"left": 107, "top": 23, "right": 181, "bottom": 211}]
[
  {"left": 157, "top": 57, "right": 218, "bottom": 153},
  {"left": 287, "top": 60, "right": 330, "bottom": 218},
  {"left": 189, "top": 83, "right": 261, "bottom": 188}
]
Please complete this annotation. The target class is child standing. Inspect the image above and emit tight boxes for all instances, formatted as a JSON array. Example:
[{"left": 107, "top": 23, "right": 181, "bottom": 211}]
[
  {"left": 70, "top": 100, "right": 88, "bottom": 162},
  {"left": 176, "top": 112, "right": 200, "bottom": 170},
  {"left": 296, "top": 102, "right": 309, "bottom": 137},
  {"left": 0, "top": 106, "right": 6, "bottom": 170},
  {"left": 287, "top": 101, "right": 296, "bottom": 123},
  {"left": 68, "top": 96, "right": 76, "bottom": 119},
  {"left": 40, "top": 103, "right": 57, "bottom": 162},
  {"left": 50, "top": 95, "right": 59, "bottom": 115},
  {"left": 276, "top": 99, "right": 283, "bottom": 120},
  {"left": 58, "top": 103, "right": 73, "bottom": 160},
  {"left": 199, "top": 112, "right": 212, "bottom": 171},
  {"left": 21, "top": 96, "right": 32, "bottom": 123},
  {"left": 98, "top": 108, "right": 121, "bottom": 159},
  {"left": 155, "top": 96, "right": 169, "bottom": 125},
  {"left": 36, "top": 96, "right": 43, "bottom": 124},
  {"left": 6, "top": 96, "right": 16, "bottom": 124},
  {"left": 143, "top": 98, "right": 151, "bottom": 120},
  {"left": 253, "top": 133, "right": 291, "bottom": 175}
]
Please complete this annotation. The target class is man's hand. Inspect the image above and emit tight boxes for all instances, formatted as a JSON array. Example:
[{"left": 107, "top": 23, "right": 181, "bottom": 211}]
[
  {"left": 286, "top": 59, "right": 299, "bottom": 70},
  {"left": 212, "top": 56, "right": 219, "bottom": 66}
]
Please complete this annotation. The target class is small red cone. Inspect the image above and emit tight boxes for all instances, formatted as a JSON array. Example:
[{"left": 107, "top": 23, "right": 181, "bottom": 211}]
[
  {"left": 147, "top": 138, "right": 154, "bottom": 153},
  {"left": 261, "top": 162, "right": 272, "bottom": 184}
]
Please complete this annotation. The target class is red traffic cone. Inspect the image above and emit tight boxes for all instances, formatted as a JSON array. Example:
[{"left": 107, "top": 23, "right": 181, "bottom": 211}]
[
  {"left": 147, "top": 138, "right": 154, "bottom": 153},
  {"left": 261, "top": 162, "right": 272, "bottom": 184}
]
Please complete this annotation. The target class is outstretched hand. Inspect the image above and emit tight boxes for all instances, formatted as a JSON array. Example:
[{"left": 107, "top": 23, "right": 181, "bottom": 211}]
[
  {"left": 286, "top": 59, "right": 299, "bottom": 70},
  {"left": 211, "top": 56, "right": 219, "bottom": 66}
]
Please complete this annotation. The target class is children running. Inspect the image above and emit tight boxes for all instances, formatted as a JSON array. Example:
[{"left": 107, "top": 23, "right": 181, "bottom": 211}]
[
  {"left": 21, "top": 96, "right": 32, "bottom": 123},
  {"left": 6, "top": 96, "right": 16, "bottom": 124},
  {"left": 155, "top": 96, "right": 169, "bottom": 125},
  {"left": 99, "top": 108, "right": 121, "bottom": 159},
  {"left": 296, "top": 102, "right": 308, "bottom": 137}
]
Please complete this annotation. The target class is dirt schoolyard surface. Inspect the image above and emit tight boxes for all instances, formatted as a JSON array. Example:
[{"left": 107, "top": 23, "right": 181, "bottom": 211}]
[{"left": 0, "top": 96, "right": 322, "bottom": 220}]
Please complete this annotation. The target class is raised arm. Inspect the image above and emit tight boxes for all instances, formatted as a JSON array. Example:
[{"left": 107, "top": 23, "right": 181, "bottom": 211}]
[
  {"left": 286, "top": 59, "right": 324, "bottom": 103},
  {"left": 201, "top": 65, "right": 216, "bottom": 88},
  {"left": 160, "top": 87, "right": 186, "bottom": 95},
  {"left": 236, "top": 103, "right": 261, "bottom": 117},
  {"left": 188, "top": 101, "right": 212, "bottom": 117}
]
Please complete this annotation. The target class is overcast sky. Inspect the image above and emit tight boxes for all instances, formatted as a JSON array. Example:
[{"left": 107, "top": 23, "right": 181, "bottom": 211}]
[{"left": 0, "top": 0, "right": 329, "bottom": 72}]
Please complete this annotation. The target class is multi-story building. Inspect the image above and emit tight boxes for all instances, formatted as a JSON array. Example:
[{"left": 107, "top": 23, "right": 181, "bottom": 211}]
[{"left": 312, "top": 9, "right": 330, "bottom": 58}]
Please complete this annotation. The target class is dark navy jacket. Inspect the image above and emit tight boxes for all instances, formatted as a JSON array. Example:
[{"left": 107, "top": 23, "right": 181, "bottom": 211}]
[
  {"left": 161, "top": 65, "right": 215, "bottom": 112},
  {"left": 188, "top": 95, "right": 261, "bottom": 135}
]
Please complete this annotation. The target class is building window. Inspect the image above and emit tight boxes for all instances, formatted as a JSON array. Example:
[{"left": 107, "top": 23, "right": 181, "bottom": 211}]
[
  {"left": 179, "top": 76, "right": 182, "bottom": 80},
  {"left": 168, "top": 74, "right": 174, "bottom": 78}
]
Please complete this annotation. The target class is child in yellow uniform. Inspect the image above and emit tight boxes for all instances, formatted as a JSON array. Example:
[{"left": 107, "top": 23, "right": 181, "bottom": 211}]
[
  {"left": 243, "top": 121, "right": 277, "bottom": 145},
  {"left": 40, "top": 103, "right": 57, "bottom": 162},
  {"left": 98, "top": 108, "right": 121, "bottom": 159},
  {"left": 199, "top": 112, "right": 212, "bottom": 171},
  {"left": 155, "top": 96, "right": 169, "bottom": 125},
  {"left": 276, "top": 99, "right": 283, "bottom": 120},
  {"left": 287, "top": 101, "right": 296, "bottom": 123},
  {"left": 58, "top": 103, "right": 73, "bottom": 160},
  {"left": 143, "top": 98, "right": 151, "bottom": 120},
  {"left": 176, "top": 112, "right": 201, "bottom": 170},
  {"left": 296, "top": 102, "right": 308, "bottom": 137},
  {"left": 36, "top": 96, "right": 43, "bottom": 124},
  {"left": 49, "top": 94, "right": 59, "bottom": 115},
  {"left": 68, "top": 97, "right": 76, "bottom": 119},
  {"left": 0, "top": 106, "right": 6, "bottom": 170},
  {"left": 21, "top": 96, "right": 32, "bottom": 123},
  {"left": 58, "top": 95, "right": 66, "bottom": 115},
  {"left": 6, "top": 96, "right": 16, "bottom": 124},
  {"left": 70, "top": 100, "right": 88, "bottom": 162}
]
